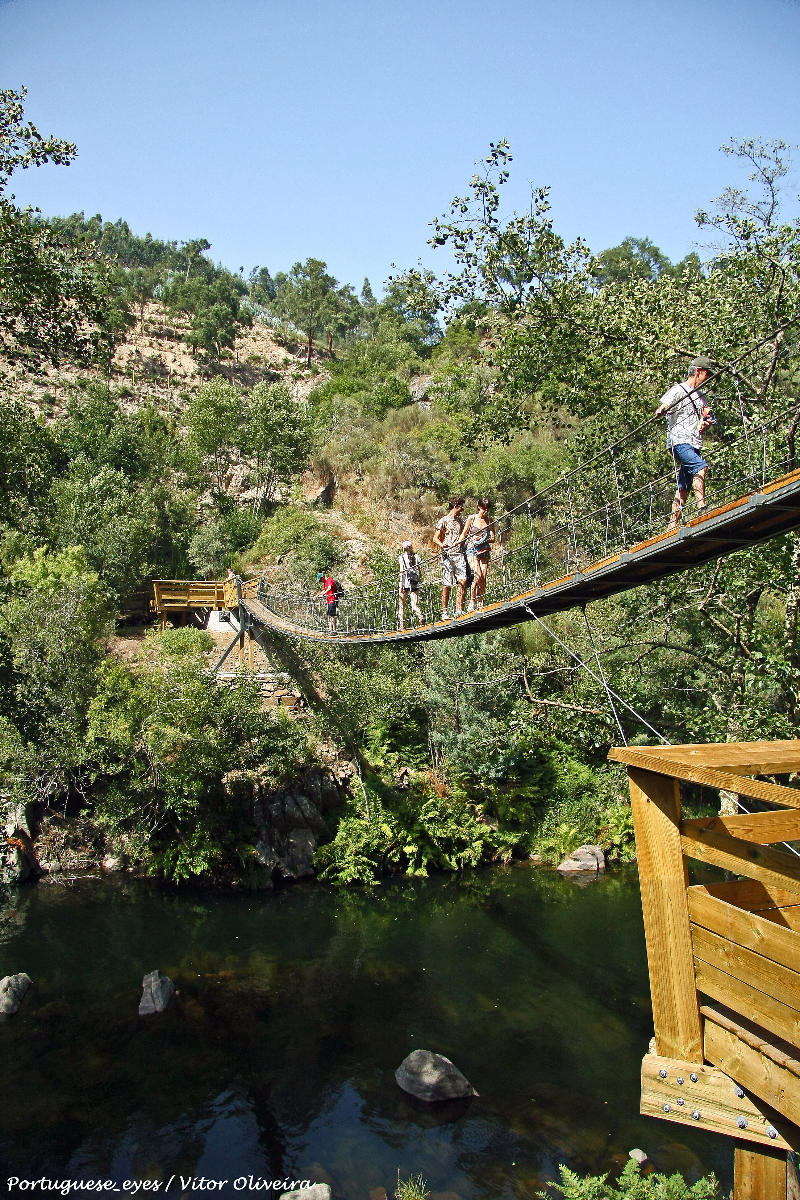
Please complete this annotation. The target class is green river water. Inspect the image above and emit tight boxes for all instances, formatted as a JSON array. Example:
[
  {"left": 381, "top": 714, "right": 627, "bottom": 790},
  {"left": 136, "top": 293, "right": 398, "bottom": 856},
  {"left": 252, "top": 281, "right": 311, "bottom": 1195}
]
[{"left": 0, "top": 864, "right": 730, "bottom": 1197}]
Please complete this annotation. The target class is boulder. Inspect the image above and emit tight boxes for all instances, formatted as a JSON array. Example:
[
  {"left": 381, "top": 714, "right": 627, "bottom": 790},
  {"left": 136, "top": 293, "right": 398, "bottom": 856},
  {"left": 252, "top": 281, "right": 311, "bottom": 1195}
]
[
  {"left": 138, "top": 970, "right": 175, "bottom": 1016},
  {"left": 395, "top": 1049, "right": 477, "bottom": 1102},
  {"left": 0, "top": 972, "right": 32, "bottom": 1016},
  {"left": 2, "top": 807, "right": 39, "bottom": 886},
  {"left": 629, "top": 1148, "right": 648, "bottom": 1166},
  {"left": 557, "top": 844, "right": 606, "bottom": 874},
  {"left": 409, "top": 374, "right": 433, "bottom": 404},
  {"left": 281, "top": 1188, "right": 330, "bottom": 1200}
]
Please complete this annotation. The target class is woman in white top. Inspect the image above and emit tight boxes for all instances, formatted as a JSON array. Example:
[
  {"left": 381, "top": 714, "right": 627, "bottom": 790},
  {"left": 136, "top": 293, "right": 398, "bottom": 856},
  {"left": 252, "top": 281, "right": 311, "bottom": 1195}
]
[{"left": 398, "top": 540, "right": 423, "bottom": 630}]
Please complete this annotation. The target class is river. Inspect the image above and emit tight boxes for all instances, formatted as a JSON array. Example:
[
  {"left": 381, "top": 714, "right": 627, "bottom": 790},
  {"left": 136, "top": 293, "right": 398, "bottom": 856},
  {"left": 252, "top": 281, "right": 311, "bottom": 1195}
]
[{"left": 0, "top": 864, "right": 730, "bottom": 1196}]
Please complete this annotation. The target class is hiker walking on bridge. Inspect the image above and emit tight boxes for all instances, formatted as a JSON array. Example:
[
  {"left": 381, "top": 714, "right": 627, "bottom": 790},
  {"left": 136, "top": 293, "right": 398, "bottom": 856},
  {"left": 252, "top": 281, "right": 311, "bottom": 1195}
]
[
  {"left": 434, "top": 496, "right": 467, "bottom": 620},
  {"left": 460, "top": 498, "right": 495, "bottom": 612},
  {"left": 398, "top": 540, "right": 423, "bottom": 630},
  {"left": 656, "top": 355, "right": 715, "bottom": 529},
  {"left": 317, "top": 571, "right": 340, "bottom": 633}
]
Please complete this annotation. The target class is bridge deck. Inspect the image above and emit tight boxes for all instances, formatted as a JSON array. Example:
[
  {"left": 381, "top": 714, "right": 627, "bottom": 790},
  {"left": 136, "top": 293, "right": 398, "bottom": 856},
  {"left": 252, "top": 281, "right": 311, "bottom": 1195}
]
[{"left": 241, "top": 467, "right": 800, "bottom": 645}]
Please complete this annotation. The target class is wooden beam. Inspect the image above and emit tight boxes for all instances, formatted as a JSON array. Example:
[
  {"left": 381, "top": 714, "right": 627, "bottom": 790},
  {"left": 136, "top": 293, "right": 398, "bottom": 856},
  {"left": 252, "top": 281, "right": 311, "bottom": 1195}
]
[
  {"left": 695, "top": 880, "right": 800, "bottom": 921},
  {"left": 704, "top": 1020, "right": 800, "bottom": 1132},
  {"left": 733, "top": 1144, "right": 788, "bottom": 1200},
  {"left": 629, "top": 768, "right": 702, "bottom": 1060},
  {"left": 693, "top": 958, "right": 800, "bottom": 1049},
  {"left": 683, "top": 811, "right": 800, "bottom": 844},
  {"left": 623, "top": 740, "right": 800, "bottom": 776},
  {"left": 692, "top": 925, "right": 800, "bottom": 1015},
  {"left": 641, "top": 1053, "right": 792, "bottom": 1150},
  {"left": 682, "top": 826, "right": 800, "bottom": 898},
  {"left": 610, "top": 747, "right": 800, "bottom": 811},
  {"left": 701, "top": 1006, "right": 800, "bottom": 1079},
  {"left": 689, "top": 888, "right": 800, "bottom": 972}
]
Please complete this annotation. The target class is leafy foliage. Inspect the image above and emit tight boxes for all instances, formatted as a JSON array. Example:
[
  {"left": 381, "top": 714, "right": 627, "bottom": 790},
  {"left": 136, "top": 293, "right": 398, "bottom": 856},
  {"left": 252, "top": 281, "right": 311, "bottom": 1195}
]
[
  {"left": 85, "top": 629, "right": 310, "bottom": 881},
  {"left": 538, "top": 1159, "right": 717, "bottom": 1199},
  {"left": 0, "top": 87, "right": 125, "bottom": 370}
]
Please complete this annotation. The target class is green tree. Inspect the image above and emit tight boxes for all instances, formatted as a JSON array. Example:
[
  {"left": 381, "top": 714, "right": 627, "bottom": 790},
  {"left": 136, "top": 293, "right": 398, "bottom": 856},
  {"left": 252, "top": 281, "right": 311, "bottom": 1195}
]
[
  {"left": 183, "top": 376, "right": 242, "bottom": 496},
  {"left": 0, "top": 546, "right": 112, "bottom": 810},
  {"left": 238, "top": 381, "right": 313, "bottom": 513},
  {"left": 0, "top": 87, "right": 123, "bottom": 370},
  {"left": 84, "top": 630, "right": 309, "bottom": 881},
  {"left": 248, "top": 264, "right": 277, "bottom": 305},
  {"left": 592, "top": 236, "right": 676, "bottom": 286},
  {"left": 275, "top": 258, "right": 358, "bottom": 366},
  {"left": 0, "top": 395, "right": 63, "bottom": 536},
  {"left": 163, "top": 269, "right": 252, "bottom": 360}
]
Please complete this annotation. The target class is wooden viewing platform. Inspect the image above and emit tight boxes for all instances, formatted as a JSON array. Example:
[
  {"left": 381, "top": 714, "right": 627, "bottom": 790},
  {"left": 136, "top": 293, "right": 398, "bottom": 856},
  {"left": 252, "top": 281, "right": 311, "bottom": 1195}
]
[{"left": 609, "top": 741, "right": 800, "bottom": 1198}]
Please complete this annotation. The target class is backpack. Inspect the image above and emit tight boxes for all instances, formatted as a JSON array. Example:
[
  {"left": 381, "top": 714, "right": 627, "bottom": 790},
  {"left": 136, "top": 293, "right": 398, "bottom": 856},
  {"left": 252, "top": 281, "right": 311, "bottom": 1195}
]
[
  {"left": 333, "top": 580, "right": 345, "bottom": 600},
  {"left": 402, "top": 552, "right": 419, "bottom": 586}
]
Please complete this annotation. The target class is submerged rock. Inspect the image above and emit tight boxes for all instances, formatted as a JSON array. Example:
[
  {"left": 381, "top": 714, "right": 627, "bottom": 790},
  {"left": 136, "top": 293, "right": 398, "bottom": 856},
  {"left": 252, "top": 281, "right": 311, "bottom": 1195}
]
[
  {"left": 281, "top": 1188, "right": 330, "bottom": 1200},
  {"left": 557, "top": 844, "right": 606, "bottom": 874},
  {"left": 0, "top": 972, "right": 32, "bottom": 1016},
  {"left": 395, "top": 1049, "right": 477, "bottom": 1102},
  {"left": 138, "top": 970, "right": 175, "bottom": 1016}
]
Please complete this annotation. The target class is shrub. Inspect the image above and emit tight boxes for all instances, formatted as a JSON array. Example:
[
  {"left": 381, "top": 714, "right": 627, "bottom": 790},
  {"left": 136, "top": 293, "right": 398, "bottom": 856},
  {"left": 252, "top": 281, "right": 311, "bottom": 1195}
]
[
  {"left": 245, "top": 506, "right": 343, "bottom": 585},
  {"left": 538, "top": 1159, "right": 717, "bottom": 1198}
]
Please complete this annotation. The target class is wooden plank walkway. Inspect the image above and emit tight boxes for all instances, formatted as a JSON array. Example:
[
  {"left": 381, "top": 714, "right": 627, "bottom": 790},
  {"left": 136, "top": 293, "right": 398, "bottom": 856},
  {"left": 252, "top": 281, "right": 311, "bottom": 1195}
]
[{"left": 243, "top": 466, "right": 800, "bottom": 645}]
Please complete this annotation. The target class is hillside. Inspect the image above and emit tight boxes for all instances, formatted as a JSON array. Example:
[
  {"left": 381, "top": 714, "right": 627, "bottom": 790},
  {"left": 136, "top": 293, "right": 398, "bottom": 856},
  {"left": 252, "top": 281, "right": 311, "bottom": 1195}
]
[{"left": 4, "top": 301, "right": 329, "bottom": 421}]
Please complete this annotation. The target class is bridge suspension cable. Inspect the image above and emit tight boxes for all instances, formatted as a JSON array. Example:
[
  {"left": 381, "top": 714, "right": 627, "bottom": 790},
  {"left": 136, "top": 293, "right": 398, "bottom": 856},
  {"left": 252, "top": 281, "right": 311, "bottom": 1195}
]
[{"left": 229, "top": 316, "right": 800, "bottom": 643}]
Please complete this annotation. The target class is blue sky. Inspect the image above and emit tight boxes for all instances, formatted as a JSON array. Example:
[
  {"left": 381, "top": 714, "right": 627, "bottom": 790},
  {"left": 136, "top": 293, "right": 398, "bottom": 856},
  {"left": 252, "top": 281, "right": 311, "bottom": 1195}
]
[{"left": 2, "top": 0, "right": 799, "bottom": 295}]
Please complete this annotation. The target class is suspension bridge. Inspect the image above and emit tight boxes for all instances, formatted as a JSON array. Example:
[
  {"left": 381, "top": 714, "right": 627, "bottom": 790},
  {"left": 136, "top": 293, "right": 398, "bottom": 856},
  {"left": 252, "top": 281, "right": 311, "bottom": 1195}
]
[
  {"left": 151, "top": 365, "right": 800, "bottom": 1194},
  {"left": 164, "top": 389, "right": 800, "bottom": 650}
]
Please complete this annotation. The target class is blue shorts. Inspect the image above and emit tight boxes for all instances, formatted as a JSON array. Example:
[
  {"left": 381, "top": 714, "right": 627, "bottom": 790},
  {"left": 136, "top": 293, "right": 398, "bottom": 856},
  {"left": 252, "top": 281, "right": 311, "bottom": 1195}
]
[{"left": 671, "top": 443, "right": 708, "bottom": 491}]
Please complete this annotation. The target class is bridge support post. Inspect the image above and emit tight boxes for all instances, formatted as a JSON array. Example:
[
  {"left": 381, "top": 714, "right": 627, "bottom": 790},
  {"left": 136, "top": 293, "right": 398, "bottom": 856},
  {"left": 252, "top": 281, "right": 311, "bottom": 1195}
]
[
  {"left": 733, "top": 1142, "right": 788, "bottom": 1199},
  {"left": 628, "top": 767, "right": 702, "bottom": 1060}
]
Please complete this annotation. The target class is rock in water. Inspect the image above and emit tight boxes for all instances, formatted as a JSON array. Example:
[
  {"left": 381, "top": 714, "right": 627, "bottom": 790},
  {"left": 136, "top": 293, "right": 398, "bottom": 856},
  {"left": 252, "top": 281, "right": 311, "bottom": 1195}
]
[
  {"left": 138, "top": 970, "right": 175, "bottom": 1016},
  {"left": 557, "top": 844, "right": 606, "bottom": 874},
  {"left": 395, "top": 1049, "right": 477, "bottom": 1101},
  {"left": 281, "top": 1188, "right": 330, "bottom": 1200},
  {"left": 0, "top": 972, "right": 31, "bottom": 1016}
]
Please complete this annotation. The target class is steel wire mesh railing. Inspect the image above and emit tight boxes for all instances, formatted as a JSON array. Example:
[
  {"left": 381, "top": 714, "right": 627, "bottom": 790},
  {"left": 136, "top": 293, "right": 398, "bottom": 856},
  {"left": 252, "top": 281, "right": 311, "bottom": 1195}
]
[{"left": 253, "top": 395, "right": 800, "bottom": 639}]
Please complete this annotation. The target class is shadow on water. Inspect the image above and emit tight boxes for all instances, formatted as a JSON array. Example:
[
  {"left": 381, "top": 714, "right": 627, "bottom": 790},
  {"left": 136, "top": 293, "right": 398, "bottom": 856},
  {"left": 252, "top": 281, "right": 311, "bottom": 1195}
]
[{"left": 0, "top": 865, "right": 732, "bottom": 1197}]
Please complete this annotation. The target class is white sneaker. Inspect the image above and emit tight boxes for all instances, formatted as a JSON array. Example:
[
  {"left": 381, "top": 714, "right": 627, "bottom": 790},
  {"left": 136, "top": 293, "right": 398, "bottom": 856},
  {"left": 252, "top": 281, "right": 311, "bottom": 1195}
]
[
  {"left": 477, "top": 601, "right": 484, "bottom": 611},
  {"left": 441, "top": 611, "right": 449, "bottom": 621},
  {"left": 466, "top": 601, "right": 475, "bottom": 613},
  {"left": 455, "top": 609, "right": 464, "bottom": 618}
]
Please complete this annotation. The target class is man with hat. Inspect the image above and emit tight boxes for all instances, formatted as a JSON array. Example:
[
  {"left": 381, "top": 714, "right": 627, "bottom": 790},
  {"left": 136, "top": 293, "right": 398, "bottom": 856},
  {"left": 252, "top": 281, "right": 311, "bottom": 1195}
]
[{"left": 655, "top": 356, "right": 715, "bottom": 529}]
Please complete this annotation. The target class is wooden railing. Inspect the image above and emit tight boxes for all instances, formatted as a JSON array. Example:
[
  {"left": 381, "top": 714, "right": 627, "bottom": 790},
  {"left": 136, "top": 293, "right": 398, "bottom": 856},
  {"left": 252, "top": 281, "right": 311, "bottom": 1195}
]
[
  {"left": 151, "top": 578, "right": 261, "bottom": 629},
  {"left": 609, "top": 741, "right": 800, "bottom": 1198}
]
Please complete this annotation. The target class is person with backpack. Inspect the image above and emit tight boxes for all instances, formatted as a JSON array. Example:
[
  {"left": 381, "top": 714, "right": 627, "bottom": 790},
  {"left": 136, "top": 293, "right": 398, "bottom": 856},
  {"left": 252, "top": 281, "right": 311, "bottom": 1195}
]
[
  {"left": 459, "top": 497, "right": 495, "bottom": 611},
  {"left": 655, "top": 356, "right": 715, "bottom": 529},
  {"left": 398, "top": 540, "right": 423, "bottom": 630},
  {"left": 316, "top": 571, "right": 341, "bottom": 633}
]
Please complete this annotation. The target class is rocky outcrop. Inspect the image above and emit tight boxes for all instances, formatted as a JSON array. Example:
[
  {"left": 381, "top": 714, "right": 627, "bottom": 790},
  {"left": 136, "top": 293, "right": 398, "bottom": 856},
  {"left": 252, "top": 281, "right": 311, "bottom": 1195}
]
[
  {"left": 280, "top": 1187, "right": 330, "bottom": 1200},
  {"left": 1, "top": 805, "right": 40, "bottom": 887},
  {"left": 395, "top": 1049, "right": 478, "bottom": 1102},
  {"left": 409, "top": 374, "right": 433, "bottom": 404},
  {"left": 225, "top": 765, "right": 343, "bottom": 885},
  {"left": 139, "top": 970, "right": 175, "bottom": 1016},
  {"left": 557, "top": 844, "right": 606, "bottom": 874},
  {"left": 0, "top": 972, "right": 32, "bottom": 1016}
]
